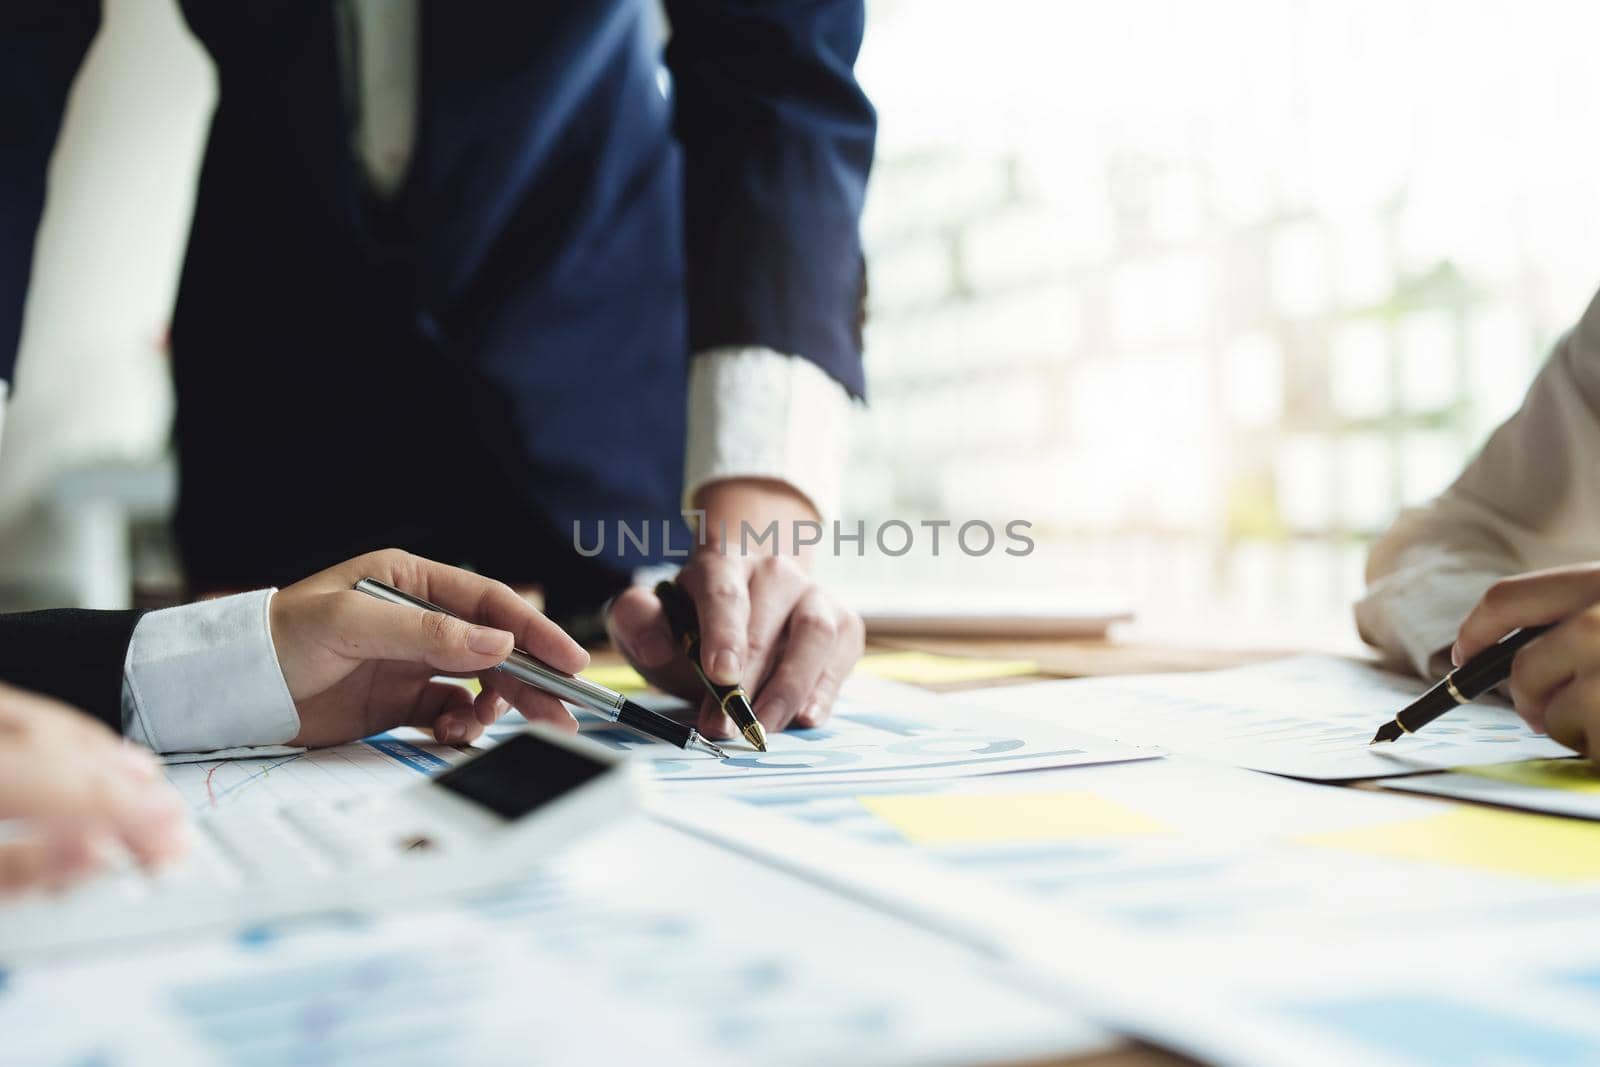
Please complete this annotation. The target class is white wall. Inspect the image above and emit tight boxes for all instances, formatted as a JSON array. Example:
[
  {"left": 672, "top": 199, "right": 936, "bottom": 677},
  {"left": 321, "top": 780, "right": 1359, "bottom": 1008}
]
[{"left": 0, "top": 0, "right": 213, "bottom": 592}]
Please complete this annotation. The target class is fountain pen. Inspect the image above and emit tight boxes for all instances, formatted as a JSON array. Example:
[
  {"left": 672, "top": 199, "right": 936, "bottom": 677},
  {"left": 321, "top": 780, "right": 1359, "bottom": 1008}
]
[
  {"left": 655, "top": 579, "right": 769, "bottom": 751},
  {"left": 1370, "top": 623, "right": 1555, "bottom": 744},
  {"left": 355, "top": 577, "right": 726, "bottom": 758}
]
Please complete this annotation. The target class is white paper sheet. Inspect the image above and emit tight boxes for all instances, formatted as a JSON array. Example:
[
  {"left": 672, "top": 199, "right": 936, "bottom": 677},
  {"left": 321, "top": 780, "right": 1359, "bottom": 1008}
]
[
  {"left": 1063, "top": 916, "right": 1600, "bottom": 1067},
  {"left": 960, "top": 655, "right": 1570, "bottom": 779},
  {"left": 666, "top": 757, "right": 1600, "bottom": 944},
  {"left": 483, "top": 674, "right": 1152, "bottom": 787},
  {"left": 1382, "top": 761, "right": 1600, "bottom": 819},
  {"left": 0, "top": 819, "right": 1108, "bottom": 1067},
  {"left": 162, "top": 731, "right": 465, "bottom": 813}
]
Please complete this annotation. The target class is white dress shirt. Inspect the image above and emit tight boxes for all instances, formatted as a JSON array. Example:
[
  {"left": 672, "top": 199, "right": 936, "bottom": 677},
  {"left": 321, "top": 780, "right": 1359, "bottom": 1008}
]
[
  {"left": 1356, "top": 287, "right": 1600, "bottom": 679},
  {"left": 98, "top": 1, "right": 851, "bottom": 754}
]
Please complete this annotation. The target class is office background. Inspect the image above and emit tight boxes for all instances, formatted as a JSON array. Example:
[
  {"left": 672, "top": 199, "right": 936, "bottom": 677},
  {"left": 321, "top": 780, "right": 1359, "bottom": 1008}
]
[{"left": 4, "top": 0, "right": 1599, "bottom": 650}]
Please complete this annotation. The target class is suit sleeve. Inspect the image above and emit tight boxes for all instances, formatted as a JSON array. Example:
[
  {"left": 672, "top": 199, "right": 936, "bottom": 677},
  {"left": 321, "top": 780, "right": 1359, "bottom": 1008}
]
[
  {"left": 0, "top": 609, "right": 143, "bottom": 732},
  {"left": 663, "top": 0, "right": 876, "bottom": 398},
  {"left": 0, "top": 1, "right": 101, "bottom": 383}
]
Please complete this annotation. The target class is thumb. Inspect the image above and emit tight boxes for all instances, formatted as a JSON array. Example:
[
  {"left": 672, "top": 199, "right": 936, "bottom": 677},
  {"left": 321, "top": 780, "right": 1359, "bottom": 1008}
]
[{"left": 326, "top": 594, "right": 514, "bottom": 672}]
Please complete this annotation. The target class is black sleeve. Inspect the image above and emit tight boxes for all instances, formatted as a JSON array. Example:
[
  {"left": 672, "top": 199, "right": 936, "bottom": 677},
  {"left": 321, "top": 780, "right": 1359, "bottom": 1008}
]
[
  {"left": 0, "top": 0, "right": 102, "bottom": 381},
  {"left": 663, "top": 0, "right": 876, "bottom": 399},
  {"left": 0, "top": 609, "right": 145, "bottom": 733}
]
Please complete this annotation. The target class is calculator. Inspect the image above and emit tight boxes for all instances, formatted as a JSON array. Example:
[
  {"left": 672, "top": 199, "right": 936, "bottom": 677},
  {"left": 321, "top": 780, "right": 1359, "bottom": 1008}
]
[{"left": 0, "top": 726, "right": 640, "bottom": 962}]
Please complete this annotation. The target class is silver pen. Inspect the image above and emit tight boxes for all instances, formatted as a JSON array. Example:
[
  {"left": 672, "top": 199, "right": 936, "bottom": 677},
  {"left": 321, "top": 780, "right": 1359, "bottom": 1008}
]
[{"left": 354, "top": 577, "right": 726, "bottom": 758}]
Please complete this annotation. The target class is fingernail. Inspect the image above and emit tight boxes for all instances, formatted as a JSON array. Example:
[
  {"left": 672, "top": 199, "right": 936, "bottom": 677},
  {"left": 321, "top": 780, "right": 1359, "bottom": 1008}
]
[
  {"left": 712, "top": 650, "right": 741, "bottom": 684},
  {"left": 708, "top": 713, "right": 735, "bottom": 739},
  {"left": 760, "top": 698, "right": 789, "bottom": 730},
  {"left": 1450, "top": 642, "right": 1462, "bottom": 667},
  {"left": 468, "top": 626, "right": 512, "bottom": 656},
  {"left": 441, "top": 721, "right": 465, "bottom": 744},
  {"left": 802, "top": 701, "right": 827, "bottom": 726}
]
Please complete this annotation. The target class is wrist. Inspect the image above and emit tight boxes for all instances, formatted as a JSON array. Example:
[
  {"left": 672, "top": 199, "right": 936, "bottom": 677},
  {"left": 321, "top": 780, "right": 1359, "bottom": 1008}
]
[{"left": 693, "top": 478, "right": 821, "bottom": 566}]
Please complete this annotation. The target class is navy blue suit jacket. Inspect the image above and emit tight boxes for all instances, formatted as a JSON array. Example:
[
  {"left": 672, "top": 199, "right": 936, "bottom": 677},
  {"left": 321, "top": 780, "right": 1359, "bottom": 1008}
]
[{"left": 1, "top": 2, "right": 873, "bottom": 590}]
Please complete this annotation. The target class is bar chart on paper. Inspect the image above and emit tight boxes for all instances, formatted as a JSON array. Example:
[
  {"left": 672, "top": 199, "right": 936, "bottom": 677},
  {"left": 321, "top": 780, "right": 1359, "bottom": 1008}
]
[
  {"left": 573, "top": 700, "right": 1150, "bottom": 786},
  {"left": 0, "top": 822, "right": 1105, "bottom": 1067}
]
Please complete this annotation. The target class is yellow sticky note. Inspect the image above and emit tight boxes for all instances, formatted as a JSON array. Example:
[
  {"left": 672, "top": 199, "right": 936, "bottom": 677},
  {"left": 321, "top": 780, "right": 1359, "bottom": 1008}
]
[
  {"left": 1298, "top": 808, "right": 1600, "bottom": 883},
  {"left": 1457, "top": 759, "right": 1600, "bottom": 794},
  {"left": 447, "top": 666, "right": 646, "bottom": 696},
  {"left": 581, "top": 664, "right": 650, "bottom": 693},
  {"left": 856, "top": 651, "right": 1038, "bottom": 686},
  {"left": 859, "top": 791, "right": 1169, "bottom": 844}
]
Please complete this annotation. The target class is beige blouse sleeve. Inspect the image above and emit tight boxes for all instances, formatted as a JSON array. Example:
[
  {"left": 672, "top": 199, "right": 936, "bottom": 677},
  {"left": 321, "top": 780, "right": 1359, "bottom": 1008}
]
[{"left": 1357, "top": 288, "right": 1600, "bottom": 678}]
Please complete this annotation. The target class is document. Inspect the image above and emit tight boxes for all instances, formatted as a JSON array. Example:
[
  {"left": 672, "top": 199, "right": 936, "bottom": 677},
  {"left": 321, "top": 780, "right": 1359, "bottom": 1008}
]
[
  {"left": 1382, "top": 758, "right": 1600, "bottom": 820},
  {"left": 162, "top": 731, "right": 464, "bottom": 812},
  {"left": 667, "top": 751, "right": 1600, "bottom": 956},
  {"left": 959, "top": 655, "right": 1570, "bottom": 779},
  {"left": 1062, "top": 918, "right": 1600, "bottom": 1067},
  {"left": 0, "top": 819, "right": 1108, "bottom": 1067},
  {"left": 565, "top": 676, "right": 1153, "bottom": 787}
]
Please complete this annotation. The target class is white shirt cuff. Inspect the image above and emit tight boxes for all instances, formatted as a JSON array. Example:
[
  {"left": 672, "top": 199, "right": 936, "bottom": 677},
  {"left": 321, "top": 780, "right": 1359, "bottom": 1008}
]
[
  {"left": 684, "top": 347, "right": 855, "bottom": 520},
  {"left": 121, "top": 589, "right": 301, "bottom": 754},
  {"left": 1355, "top": 564, "right": 1504, "bottom": 679}
]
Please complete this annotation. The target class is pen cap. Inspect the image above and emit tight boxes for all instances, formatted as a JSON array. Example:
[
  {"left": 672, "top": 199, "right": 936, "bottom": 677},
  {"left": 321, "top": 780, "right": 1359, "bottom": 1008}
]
[{"left": 654, "top": 580, "right": 699, "bottom": 645}]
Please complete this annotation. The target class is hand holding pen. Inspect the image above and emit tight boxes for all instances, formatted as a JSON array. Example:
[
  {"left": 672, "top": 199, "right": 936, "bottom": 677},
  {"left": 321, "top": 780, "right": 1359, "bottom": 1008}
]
[
  {"left": 356, "top": 578, "right": 726, "bottom": 758},
  {"left": 655, "top": 580, "right": 768, "bottom": 751},
  {"left": 603, "top": 491, "right": 866, "bottom": 741},
  {"left": 1372, "top": 565, "right": 1600, "bottom": 755}
]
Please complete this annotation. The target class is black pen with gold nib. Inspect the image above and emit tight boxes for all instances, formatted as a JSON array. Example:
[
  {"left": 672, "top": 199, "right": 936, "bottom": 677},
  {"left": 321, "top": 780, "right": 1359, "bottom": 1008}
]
[
  {"left": 1370, "top": 623, "right": 1555, "bottom": 744},
  {"left": 655, "top": 579, "right": 769, "bottom": 751},
  {"left": 356, "top": 578, "right": 726, "bottom": 758}
]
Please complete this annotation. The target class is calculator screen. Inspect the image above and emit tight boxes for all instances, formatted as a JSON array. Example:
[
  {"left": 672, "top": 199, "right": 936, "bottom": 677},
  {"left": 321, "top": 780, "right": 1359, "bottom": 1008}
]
[{"left": 434, "top": 733, "right": 608, "bottom": 820}]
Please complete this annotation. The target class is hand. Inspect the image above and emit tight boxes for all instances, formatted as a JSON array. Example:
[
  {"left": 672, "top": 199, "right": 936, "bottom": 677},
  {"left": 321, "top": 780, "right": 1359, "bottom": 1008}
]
[
  {"left": 1453, "top": 563, "right": 1600, "bottom": 754},
  {"left": 0, "top": 683, "right": 187, "bottom": 895},
  {"left": 606, "top": 479, "right": 864, "bottom": 740},
  {"left": 270, "top": 549, "right": 590, "bottom": 747}
]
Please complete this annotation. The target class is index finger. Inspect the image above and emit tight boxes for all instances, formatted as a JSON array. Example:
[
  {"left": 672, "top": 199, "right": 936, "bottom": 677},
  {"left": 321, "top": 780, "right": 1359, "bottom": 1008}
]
[
  {"left": 366, "top": 551, "right": 590, "bottom": 675},
  {"left": 1455, "top": 566, "right": 1600, "bottom": 664}
]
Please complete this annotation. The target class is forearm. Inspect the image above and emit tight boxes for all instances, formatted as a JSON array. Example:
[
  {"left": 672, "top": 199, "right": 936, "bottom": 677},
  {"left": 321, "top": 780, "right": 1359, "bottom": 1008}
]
[
  {"left": 0, "top": 608, "right": 143, "bottom": 732},
  {"left": 1358, "top": 310, "right": 1600, "bottom": 676},
  {"left": 1356, "top": 509, "right": 1515, "bottom": 678},
  {"left": 665, "top": 0, "right": 874, "bottom": 397}
]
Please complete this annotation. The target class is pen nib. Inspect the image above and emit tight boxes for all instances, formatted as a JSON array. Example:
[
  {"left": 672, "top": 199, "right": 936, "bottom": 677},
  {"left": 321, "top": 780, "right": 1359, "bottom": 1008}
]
[
  {"left": 1370, "top": 720, "right": 1404, "bottom": 745},
  {"left": 687, "top": 733, "right": 729, "bottom": 759},
  {"left": 742, "top": 721, "right": 769, "bottom": 752}
]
